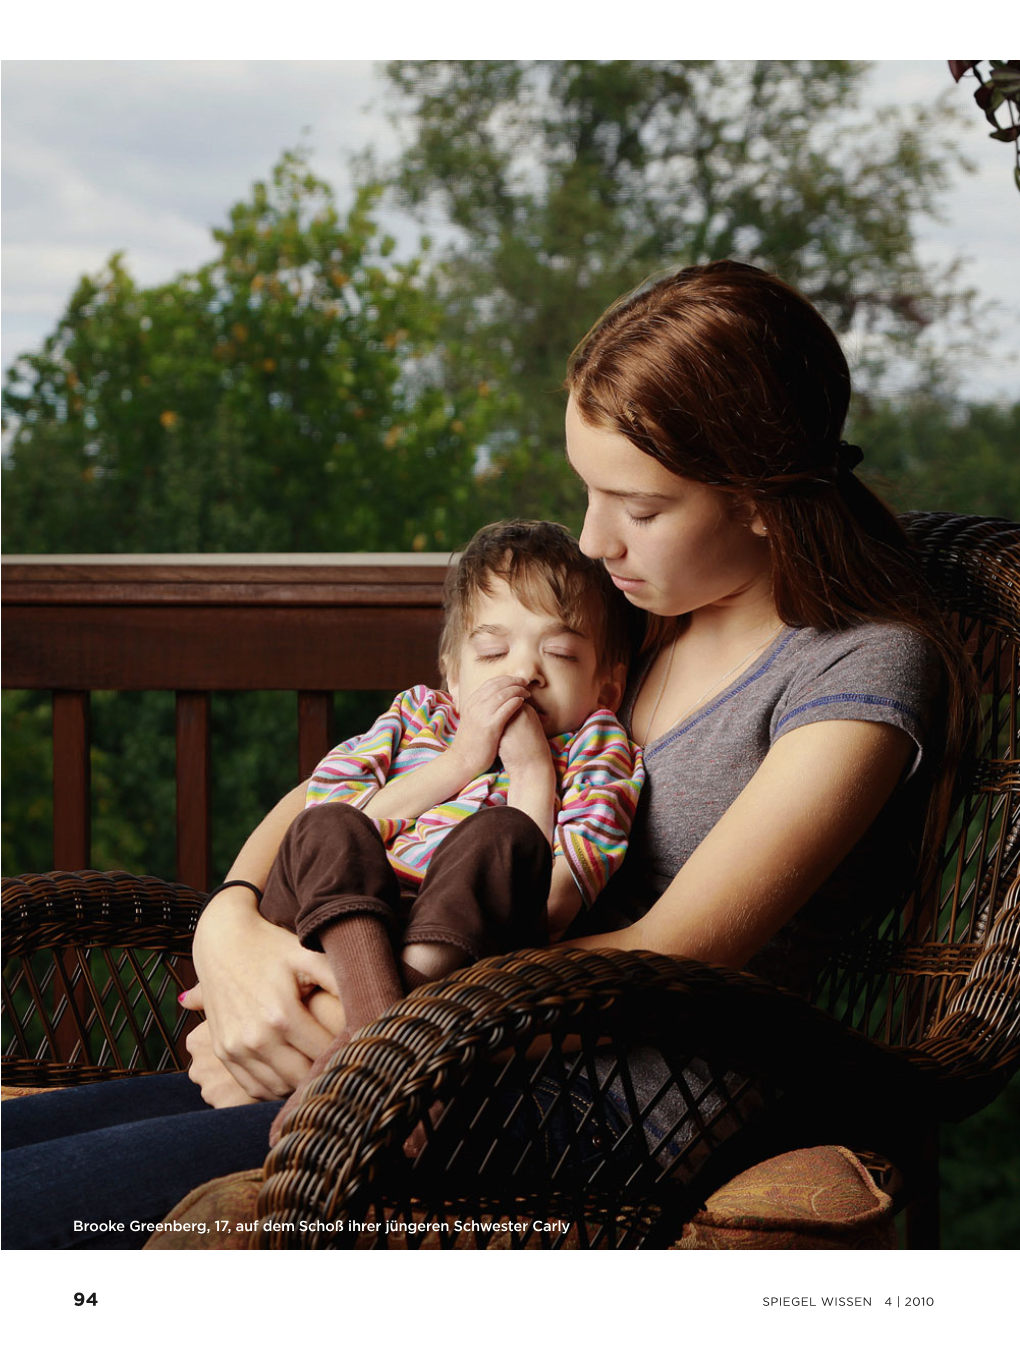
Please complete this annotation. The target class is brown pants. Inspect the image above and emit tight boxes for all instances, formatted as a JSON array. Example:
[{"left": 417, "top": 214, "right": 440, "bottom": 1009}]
[{"left": 259, "top": 802, "right": 552, "bottom": 963}]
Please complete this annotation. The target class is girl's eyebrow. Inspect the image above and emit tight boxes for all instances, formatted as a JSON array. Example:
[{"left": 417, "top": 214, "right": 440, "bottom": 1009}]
[
  {"left": 605, "top": 488, "right": 673, "bottom": 501},
  {"left": 565, "top": 452, "right": 673, "bottom": 501}
]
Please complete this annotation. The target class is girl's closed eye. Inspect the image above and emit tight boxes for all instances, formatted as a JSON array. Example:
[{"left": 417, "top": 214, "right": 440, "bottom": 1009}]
[
  {"left": 477, "top": 649, "right": 508, "bottom": 662},
  {"left": 628, "top": 511, "right": 658, "bottom": 526},
  {"left": 547, "top": 649, "right": 579, "bottom": 662}
]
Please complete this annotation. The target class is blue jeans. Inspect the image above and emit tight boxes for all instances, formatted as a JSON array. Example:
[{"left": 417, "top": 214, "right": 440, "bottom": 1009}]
[
  {"left": 1, "top": 1069, "right": 643, "bottom": 1250},
  {"left": 1, "top": 1073, "right": 281, "bottom": 1250},
  {"left": 1, "top": 1061, "right": 707, "bottom": 1250}
]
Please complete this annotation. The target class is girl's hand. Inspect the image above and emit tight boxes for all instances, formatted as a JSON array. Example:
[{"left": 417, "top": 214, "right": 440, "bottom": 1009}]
[
  {"left": 446, "top": 676, "right": 530, "bottom": 780},
  {"left": 185, "top": 983, "right": 349, "bottom": 1112},
  {"left": 186, "top": 1017, "right": 261, "bottom": 1108},
  {"left": 267, "top": 1027, "right": 352, "bottom": 1149},
  {"left": 187, "top": 889, "right": 342, "bottom": 1101}
]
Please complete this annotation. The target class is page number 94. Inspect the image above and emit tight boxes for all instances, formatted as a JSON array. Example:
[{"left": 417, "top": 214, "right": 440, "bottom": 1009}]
[{"left": 74, "top": 1293, "right": 98, "bottom": 1307}]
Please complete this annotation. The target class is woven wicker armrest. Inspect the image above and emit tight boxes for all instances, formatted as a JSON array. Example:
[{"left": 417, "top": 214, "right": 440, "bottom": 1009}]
[
  {"left": 2, "top": 870, "right": 205, "bottom": 956},
  {"left": 257, "top": 946, "right": 940, "bottom": 1248},
  {"left": 2, "top": 870, "right": 206, "bottom": 1085}
]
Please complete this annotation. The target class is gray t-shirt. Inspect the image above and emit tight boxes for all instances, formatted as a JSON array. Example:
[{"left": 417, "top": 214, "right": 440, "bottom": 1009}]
[{"left": 585, "top": 621, "right": 942, "bottom": 994}]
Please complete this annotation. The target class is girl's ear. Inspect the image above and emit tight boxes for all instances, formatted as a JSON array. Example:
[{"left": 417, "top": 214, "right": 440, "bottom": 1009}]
[
  {"left": 597, "top": 664, "right": 627, "bottom": 713},
  {"left": 732, "top": 493, "right": 767, "bottom": 538}
]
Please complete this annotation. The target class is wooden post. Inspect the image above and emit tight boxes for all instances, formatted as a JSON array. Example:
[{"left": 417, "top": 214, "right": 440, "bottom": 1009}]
[
  {"left": 176, "top": 691, "right": 211, "bottom": 892},
  {"left": 298, "top": 691, "right": 335, "bottom": 782},
  {"left": 52, "top": 690, "right": 91, "bottom": 870}
]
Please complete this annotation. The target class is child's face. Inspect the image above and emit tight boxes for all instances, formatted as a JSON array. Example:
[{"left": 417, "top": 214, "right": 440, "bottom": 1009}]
[{"left": 446, "top": 576, "right": 623, "bottom": 738}]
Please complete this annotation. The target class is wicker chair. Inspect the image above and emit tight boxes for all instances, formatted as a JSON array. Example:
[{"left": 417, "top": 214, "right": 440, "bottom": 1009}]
[{"left": 3, "top": 511, "right": 1018, "bottom": 1249}]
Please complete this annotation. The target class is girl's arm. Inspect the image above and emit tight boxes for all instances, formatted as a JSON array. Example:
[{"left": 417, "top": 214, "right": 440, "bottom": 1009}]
[
  {"left": 185, "top": 780, "right": 344, "bottom": 1101},
  {"left": 560, "top": 718, "right": 915, "bottom": 967}
]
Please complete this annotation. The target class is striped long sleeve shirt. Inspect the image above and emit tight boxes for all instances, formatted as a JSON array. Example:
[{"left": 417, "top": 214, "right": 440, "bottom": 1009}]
[{"left": 306, "top": 685, "right": 645, "bottom": 909}]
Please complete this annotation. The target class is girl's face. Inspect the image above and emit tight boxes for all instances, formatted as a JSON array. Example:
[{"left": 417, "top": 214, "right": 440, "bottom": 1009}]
[{"left": 565, "top": 396, "right": 774, "bottom": 620}]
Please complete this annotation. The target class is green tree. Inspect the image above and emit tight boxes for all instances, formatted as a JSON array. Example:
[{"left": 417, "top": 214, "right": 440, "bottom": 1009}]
[
  {"left": 850, "top": 397, "right": 1020, "bottom": 519},
  {"left": 2, "top": 149, "right": 501, "bottom": 555},
  {"left": 846, "top": 393, "right": 1018, "bottom": 517},
  {"left": 381, "top": 59, "right": 975, "bottom": 524},
  {"left": 1, "top": 151, "right": 506, "bottom": 883}
]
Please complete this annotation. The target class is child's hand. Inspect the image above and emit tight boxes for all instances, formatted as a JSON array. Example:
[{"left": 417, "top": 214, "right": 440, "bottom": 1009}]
[
  {"left": 499, "top": 704, "right": 557, "bottom": 840},
  {"left": 447, "top": 675, "right": 530, "bottom": 779},
  {"left": 498, "top": 703, "right": 554, "bottom": 778}
]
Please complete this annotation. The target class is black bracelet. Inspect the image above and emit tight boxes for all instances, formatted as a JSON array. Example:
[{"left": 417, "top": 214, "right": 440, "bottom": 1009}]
[{"left": 204, "top": 879, "right": 264, "bottom": 905}]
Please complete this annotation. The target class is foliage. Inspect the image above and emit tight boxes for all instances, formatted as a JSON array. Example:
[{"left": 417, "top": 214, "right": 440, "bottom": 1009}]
[
  {"left": 2, "top": 149, "right": 503, "bottom": 555},
  {"left": 851, "top": 397, "right": 1020, "bottom": 519},
  {"left": 949, "top": 61, "right": 1020, "bottom": 191},
  {"left": 941, "top": 1078, "right": 1020, "bottom": 1247},
  {"left": 381, "top": 59, "right": 976, "bottom": 520},
  {"left": 1, "top": 687, "right": 395, "bottom": 883},
  {"left": 1, "top": 692, "right": 54, "bottom": 876}
]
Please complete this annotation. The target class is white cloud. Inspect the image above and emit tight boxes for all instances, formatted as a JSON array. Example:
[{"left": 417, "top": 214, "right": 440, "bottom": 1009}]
[{"left": 1, "top": 60, "right": 405, "bottom": 374}]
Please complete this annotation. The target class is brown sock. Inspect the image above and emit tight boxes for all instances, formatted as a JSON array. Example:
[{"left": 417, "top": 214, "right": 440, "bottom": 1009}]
[
  {"left": 319, "top": 914, "right": 405, "bottom": 1036},
  {"left": 400, "top": 961, "right": 433, "bottom": 992}
]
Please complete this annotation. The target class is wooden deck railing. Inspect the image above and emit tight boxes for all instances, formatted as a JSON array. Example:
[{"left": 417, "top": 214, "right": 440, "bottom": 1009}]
[{"left": 2, "top": 555, "right": 451, "bottom": 891}]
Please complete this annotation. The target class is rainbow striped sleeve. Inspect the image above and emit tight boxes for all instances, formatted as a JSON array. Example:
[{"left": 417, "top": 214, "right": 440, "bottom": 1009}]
[
  {"left": 553, "top": 710, "right": 645, "bottom": 908},
  {"left": 305, "top": 685, "right": 442, "bottom": 810}
]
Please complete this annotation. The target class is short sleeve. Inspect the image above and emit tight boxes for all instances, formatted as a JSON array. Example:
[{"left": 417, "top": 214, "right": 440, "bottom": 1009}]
[
  {"left": 553, "top": 710, "right": 646, "bottom": 907},
  {"left": 771, "top": 624, "right": 942, "bottom": 778},
  {"left": 305, "top": 685, "right": 437, "bottom": 810}
]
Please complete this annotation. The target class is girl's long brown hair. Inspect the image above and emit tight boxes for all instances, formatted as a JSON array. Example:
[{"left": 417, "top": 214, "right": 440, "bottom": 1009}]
[{"left": 566, "top": 260, "right": 972, "bottom": 889}]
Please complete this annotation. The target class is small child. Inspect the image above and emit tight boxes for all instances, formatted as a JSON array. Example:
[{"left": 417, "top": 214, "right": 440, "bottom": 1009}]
[{"left": 259, "top": 520, "right": 644, "bottom": 1127}]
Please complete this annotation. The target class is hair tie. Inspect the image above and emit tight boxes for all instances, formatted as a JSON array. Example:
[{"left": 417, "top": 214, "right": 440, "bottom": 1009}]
[
  {"left": 200, "top": 878, "right": 264, "bottom": 913},
  {"left": 837, "top": 440, "right": 864, "bottom": 472}
]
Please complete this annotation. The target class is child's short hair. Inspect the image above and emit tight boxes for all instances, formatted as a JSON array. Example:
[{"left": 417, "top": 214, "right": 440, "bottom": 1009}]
[{"left": 439, "top": 519, "right": 633, "bottom": 678}]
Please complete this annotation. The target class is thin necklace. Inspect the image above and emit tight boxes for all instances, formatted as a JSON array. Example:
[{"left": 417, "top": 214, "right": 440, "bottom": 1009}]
[{"left": 642, "top": 623, "right": 784, "bottom": 743}]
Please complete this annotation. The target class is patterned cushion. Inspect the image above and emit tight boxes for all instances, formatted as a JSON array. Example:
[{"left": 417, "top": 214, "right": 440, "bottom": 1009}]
[
  {"left": 1, "top": 1085, "right": 63, "bottom": 1101},
  {"left": 673, "top": 1145, "right": 896, "bottom": 1249},
  {"left": 143, "top": 1169, "right": 264, "bottom": 1250}
]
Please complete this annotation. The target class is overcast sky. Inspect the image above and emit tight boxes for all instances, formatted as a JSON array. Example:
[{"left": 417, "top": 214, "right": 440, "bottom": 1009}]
[{"left": 2, "top": 58, "right": 1018, "bottom": 402}]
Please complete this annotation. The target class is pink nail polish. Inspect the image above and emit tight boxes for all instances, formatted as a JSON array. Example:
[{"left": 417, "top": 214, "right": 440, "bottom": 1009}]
[{"left": 178, "top": 991, "right": 188, "bottom": 1005}]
